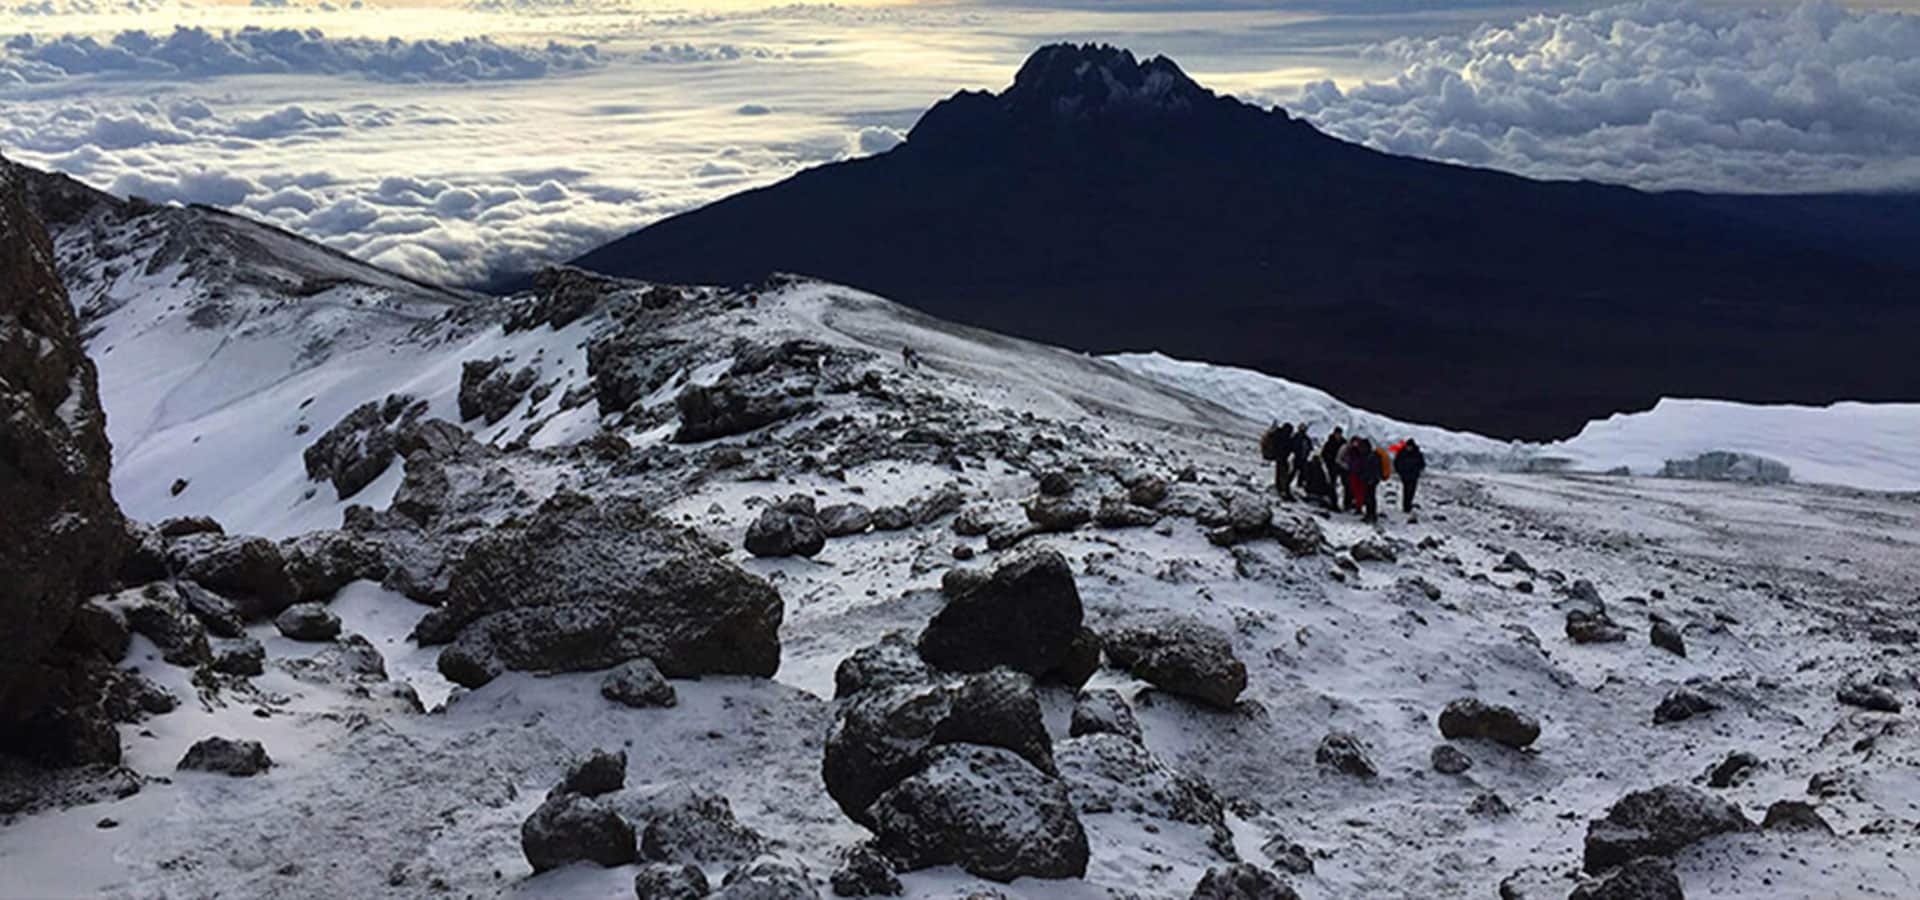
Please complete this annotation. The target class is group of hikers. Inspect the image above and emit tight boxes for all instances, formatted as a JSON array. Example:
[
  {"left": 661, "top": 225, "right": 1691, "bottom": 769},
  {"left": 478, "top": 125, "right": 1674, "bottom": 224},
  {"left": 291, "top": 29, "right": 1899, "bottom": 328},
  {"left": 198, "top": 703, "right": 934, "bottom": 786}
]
[{"left": 1261, "top": 423, "right": 1426, "bottom": 524}]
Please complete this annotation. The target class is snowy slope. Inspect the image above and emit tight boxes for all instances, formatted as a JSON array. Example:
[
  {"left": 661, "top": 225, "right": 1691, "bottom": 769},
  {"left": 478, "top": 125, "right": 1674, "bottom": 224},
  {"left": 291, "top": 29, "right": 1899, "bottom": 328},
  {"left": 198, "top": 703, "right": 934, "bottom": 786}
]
[
  {"left": 5, "top": 173, "right": 1919, "bottom": 900},
  {"left": 1548, "top": 397, "right": 1920, "bottom": 493},
  {"left": 1112, "top": 351, "right": 1920, "bottom": 493},
  {"left": 1107, "top": 351, "right": 1526, "bottom": 462}
]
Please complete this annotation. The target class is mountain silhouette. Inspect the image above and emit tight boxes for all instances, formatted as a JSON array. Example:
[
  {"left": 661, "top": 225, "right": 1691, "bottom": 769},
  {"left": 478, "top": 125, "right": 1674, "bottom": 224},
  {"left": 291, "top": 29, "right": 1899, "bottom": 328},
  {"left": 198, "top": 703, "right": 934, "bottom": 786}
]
[{"left": 567, "top": 43, "right": 1920, "bottom": 439}]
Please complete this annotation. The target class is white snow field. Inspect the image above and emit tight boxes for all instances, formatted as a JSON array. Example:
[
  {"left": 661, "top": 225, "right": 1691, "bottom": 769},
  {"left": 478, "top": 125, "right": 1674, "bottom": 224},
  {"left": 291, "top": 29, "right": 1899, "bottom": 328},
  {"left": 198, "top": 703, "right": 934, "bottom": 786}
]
[
  {"left": 1110, "top": 351, "right": 1920, "bottom": 493},
  {"left": 4, "top": 185, "right": 1918, "bottom": 900}
]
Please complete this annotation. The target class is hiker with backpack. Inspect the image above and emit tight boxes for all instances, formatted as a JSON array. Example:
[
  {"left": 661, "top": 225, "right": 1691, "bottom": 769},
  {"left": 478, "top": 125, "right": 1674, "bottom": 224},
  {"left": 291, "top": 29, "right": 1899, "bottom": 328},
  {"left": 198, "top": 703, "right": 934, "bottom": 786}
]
[
  {"left": 1320, "top": 428, "right": 1347, "bottom": 510},
  {"left": 1261, "top": 423, "right": 1296, "bottom": 499},
  {"left": 1393, "top": 438, "right": 1427, "bottom": 514}
]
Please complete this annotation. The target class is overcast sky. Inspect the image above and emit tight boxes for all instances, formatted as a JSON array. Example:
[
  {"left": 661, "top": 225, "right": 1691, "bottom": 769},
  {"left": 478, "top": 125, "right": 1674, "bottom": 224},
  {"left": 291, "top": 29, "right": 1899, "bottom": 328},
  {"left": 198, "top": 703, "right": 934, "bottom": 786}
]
[{"left": 4, "top": 0, "right": 1918, "bottom": 287}]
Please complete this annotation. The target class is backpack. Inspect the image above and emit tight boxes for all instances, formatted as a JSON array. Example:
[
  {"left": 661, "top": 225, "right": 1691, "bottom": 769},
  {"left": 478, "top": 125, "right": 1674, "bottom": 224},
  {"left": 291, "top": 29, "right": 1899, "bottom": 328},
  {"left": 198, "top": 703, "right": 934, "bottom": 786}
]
[{"left": 1260, "top": 426, "right": 1283, "bottom": 461}]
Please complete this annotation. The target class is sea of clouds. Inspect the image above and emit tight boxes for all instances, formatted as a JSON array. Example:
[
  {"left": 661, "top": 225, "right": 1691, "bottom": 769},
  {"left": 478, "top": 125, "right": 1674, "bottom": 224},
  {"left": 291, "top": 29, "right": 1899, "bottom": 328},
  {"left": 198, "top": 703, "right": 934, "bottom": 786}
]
[
  {"left": 2, "top": 0, "right": 1917, "bottom": 288},
  {"left": 1294, "top": 0, "right": 1920, "bottom": 192}
]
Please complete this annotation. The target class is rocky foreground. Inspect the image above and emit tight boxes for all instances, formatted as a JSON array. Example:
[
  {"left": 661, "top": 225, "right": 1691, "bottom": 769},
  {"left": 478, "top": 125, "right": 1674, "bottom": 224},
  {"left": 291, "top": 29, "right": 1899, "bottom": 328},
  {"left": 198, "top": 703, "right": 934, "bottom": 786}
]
[{"left": 1, "top": 158, "right": 1918, "bottom": 899}]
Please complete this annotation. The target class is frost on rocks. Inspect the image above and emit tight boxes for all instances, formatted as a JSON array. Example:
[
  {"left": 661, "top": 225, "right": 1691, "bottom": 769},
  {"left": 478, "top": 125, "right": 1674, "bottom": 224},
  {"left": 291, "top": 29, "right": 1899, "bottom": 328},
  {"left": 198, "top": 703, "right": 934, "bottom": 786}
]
[
  {"left": 426, "top": 492, "right": 783, "bottom": 687},
  {"left": 916, "top": 549, "right": 1093, "bottom": 686},
  {"left": 602, "top": 658, "right": 679, "bottom": 708},
  {"left": 1436, "top": 698, "right": 1540, "bottom": 749},
  {"left": 177, "top": 737, "right": 272, "bottom": 776},
  {"left": 1582, "top": 784, "right": 1753, "bottom": 873},
  {"left": 1103, "top": 616, "right": 1248, "bottom": 709},
  {"left": 867, "top": 744, "right": 1089, "bottom": 882},
  {"left": 1055, "top": 732, "right": 1235, "bottom": 859}
]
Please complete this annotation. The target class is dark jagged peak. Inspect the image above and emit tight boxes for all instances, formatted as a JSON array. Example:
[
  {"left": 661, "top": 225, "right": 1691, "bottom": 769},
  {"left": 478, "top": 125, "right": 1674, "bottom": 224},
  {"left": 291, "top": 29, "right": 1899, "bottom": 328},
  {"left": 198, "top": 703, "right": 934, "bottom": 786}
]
[
  {"left": 907, "top": 43, "right": 1292, "bottom": 151},
  {"left": 1003, "top": 43, "right": 1211, "bottom": 120}
]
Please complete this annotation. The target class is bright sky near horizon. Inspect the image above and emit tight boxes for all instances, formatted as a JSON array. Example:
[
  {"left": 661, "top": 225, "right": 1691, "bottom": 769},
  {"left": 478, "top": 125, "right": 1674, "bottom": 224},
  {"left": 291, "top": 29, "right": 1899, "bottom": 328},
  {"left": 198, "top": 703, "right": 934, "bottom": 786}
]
[{"left": 5, "top": 0, "right": 1919, "bottom": 286}]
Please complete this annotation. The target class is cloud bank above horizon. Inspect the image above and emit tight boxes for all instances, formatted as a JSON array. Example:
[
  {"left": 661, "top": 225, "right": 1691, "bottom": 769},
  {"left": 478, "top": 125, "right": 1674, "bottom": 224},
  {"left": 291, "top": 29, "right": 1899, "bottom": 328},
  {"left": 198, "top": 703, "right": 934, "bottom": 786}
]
[
  {"left": 1292, "top": 0, "right": 1920, "bottom": 192},
  {"left": 3, "top": 0, "right": 1918, "bottom": 289}
]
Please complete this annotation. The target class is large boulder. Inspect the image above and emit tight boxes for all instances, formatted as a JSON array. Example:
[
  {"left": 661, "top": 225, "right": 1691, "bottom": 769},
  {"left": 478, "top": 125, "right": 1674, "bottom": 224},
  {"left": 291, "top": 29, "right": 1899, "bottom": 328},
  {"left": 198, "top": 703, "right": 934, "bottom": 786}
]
[
  {"left": 166, "top": 533, "right": 299, "bottom": 619},
  {"left": 917, "top": 549, "right": 1088, "bottom": 685},
  {"left": 833, "top": 632, "right": 933, "bottom": 699},
  {"left": 867, "top": 744, "right": 1089, "bottom": 882},
  {"left": 279, "top": 529, "right": 389, "bottom": 604},
  {"left": 1437, "top": 698, "right": 1540, "bottom": 749},
  {"left": 824, "top": 665, "right": 1055, "bottom": 825},
  {"left": 0, "top": 158, "right": 130, "bottom": 755},
  {"left": 710, "top": 856, "right": 820, "bottom": 899},
  {"left": 1583, "top": 784, "right": 1753, "bottom": 873},
  {"left": 1103, "top": 617, "right": 1248, "bottom": 709},
  {"left": 522, "top": 793, "right": 638, "bottom": 873},
  {"left": 428, "top": 493, "right": 783, "bottom": 686},
  {"left": 122, "top": 586, "right": 213, "bottom": 667},
  {"left": 818, "top": 503, "right": 874, "bottom": 538},
  {"left": 633, "top": 785, "right": 769, "bottom": 866}
]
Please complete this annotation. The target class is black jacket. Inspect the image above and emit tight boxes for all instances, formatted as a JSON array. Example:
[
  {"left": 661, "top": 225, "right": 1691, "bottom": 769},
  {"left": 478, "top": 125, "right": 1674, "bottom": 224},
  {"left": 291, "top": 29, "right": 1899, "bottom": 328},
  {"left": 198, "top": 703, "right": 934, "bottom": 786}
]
[{"left": 1395, "top": 443, "right": 1427, "bottom": 480}]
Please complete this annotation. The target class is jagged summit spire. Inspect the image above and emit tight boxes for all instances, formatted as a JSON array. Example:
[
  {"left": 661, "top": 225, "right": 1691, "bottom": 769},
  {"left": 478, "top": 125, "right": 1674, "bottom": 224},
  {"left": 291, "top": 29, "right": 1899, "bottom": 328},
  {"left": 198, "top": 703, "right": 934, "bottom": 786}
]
[{"left": 1001, "top": 43, "right": 1211, "bottom": 119}]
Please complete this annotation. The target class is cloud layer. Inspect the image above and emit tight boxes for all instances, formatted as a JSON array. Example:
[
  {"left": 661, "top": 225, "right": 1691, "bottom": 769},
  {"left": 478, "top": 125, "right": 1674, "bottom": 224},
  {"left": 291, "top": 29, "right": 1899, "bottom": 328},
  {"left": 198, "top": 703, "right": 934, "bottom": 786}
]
[
  {"left": 1292, "top": 0, "right": 1920, "bottom": 192},
  {"left": 2, "top": 26, "right": 603, "bottom": 83}
]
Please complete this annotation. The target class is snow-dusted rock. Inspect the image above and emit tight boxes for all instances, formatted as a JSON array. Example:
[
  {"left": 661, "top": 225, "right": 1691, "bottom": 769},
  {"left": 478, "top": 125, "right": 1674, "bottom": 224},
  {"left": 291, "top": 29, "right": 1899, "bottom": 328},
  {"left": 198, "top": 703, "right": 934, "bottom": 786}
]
[
  {"left": 1652, "top": 687, "right": 1719, "bottom": 725},
  {"left": 1104, "top": 617, "right": 1248, "bottom": 709},
  {"left": 122, "top": 588, "right": 212, "bottom": 667},
  {"left": 177, "top": 737, "right": 272, "bottom": 776},
  {"left": 1582, "top": 784, "right": 1753, "bottom": 873},
  {"left": 1437, "top": 698, "right": 1540, "bottom": 749},
  {"left": 1069, "top": 688, "right": 1143, "bottom": 743},
  {"left": 634, "top": 785, "right": 768, "bottom": 866},
  {"left": 1314, "top": 732, "right": 1377, "bottom": 778},
  {"left": 176, "top": 582, "right": 245, "bottom": 638},
  {"left": 1431, "top": 744, "right": 1472, "bottom": 775},
  {"left": 1025, "top": 494, "right": 1093, "bottom": 532},
  {"left": 1055, "top": 733, "right": 1234, "bottom": 859},
  {"left": 0, "top": 160, "right": 129, "bottom": 762},
  {"left": 274, "top": 602, "right": 342, "bottom": 642},
  {"left": 429, "top": 492, "right": 782, "bottom": 686},
  {"left": 1649, "top": 619, "right": 1686, "bottom": 657},
  {"left": 1837, "top": 679, "right": 1902, "bottom": 713},
  {"left": 522, "top": 793, "right": 637, "bottom": 873},
  {"left": 1566, "top": 608, "right": 1627, "bottom": 644},
  {"left": 818, "top": 503, "right": 874, "bottom": 537},
  {"left": 745, "top": 496, "right": 826, "bottom": 558},
  {"left": 674, "top": 380, "right": 813, "bottom": 443},
  {"left": 633, "top": 862, "right": 709, "bottom": 900},
  {"left": 1189, "top": 862, "right": 1301, "bottom": 899},
  {"left": 868, "top": 744, "right": 1089, "bottom": 882},
  {"left": 279, "top": 529, "right": 389, "bottom": 605},
  {"left": 302, "top": 394, "right": 425, "bottom": 499},
  {"left": 917, "top": 549, "right": 1089, "bottom": 684},
  {"left": 823, "top": 667, "right": 1054, "bottom": 824},
  {"left": 833, "top": 632, "right": 933, "bottom": 699},
  {"left": 167, "top": 533, "right": 299, "bottom": 618},
  {"left": 830, "top": 844, "right": 901, "bottom": 897},
  {"left": 210, "top": 636, "right": 265, "bottom": 676},
  {"left": 603, "top": 658, "right": 679, "bottom": 708},
  {"left": 553, "top": 749, "right": 627, "bottom": 798},
  {"left": 711, "top": 855, "right": 820, "bottom": 899},
  {"left": 1568, "top": 856, "right": 1682, "bottom": 900}
]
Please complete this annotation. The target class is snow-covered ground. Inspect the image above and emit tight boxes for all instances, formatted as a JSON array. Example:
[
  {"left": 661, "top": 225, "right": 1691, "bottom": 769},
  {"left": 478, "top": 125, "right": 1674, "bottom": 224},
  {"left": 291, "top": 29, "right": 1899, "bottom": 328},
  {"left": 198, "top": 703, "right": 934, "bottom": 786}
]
[
  {"left": 1110, "top": 351, "right": 1920, "bottom": 493},
  {"left": 5, "top": 190, "right": 1918, "bottom": 899}
]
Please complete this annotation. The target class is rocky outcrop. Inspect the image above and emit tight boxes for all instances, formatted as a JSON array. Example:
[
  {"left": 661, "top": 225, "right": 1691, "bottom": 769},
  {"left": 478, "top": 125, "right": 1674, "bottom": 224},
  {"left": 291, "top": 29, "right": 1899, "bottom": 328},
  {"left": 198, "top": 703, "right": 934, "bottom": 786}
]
[
  {"left": 459, "top": 357, "right": 537, "bottom": 425},
  {"left": 867, "top": 744, "right": 1089, "bottom": 882},
  {"left": 917, "top": 550, "right": 1091, "bottom": 685},
  {"left": 1582, "top": 784, "right": 1753, "bottom": 873},
  {"left": 0, "top": 157, "right": 130, "bottom": 764},
  {"left": 426, "top": 492, "right": 783, "bottom": 687},
  {"left": 675, "top": 380, "right": 813, "bottom": 443},
  {"left": 1104, "top": 617, "right": 1248, "bottom": 709},
  {"left": 824, "top": 662, "right": 1055, "bottom": 825},
  {"left": 302, "top": 394, "right": 426, "bottom": 499}
]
